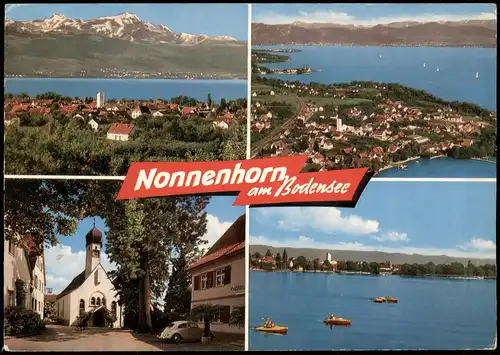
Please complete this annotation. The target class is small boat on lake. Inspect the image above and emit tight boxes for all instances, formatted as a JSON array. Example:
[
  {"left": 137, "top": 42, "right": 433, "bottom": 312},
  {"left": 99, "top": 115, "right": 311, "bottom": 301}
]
[
  {"left": 476, "top": 72, "right": 479, "bottom": 79},
  {"left": 324, "top": 315, "right": 352, "bottom": 326},
  {"left": 373, "top": 297, "right": 386, "bottom": 303},
  {"left": 437, "top": 67, "right": 440, "bottom": 72},
  {"left": 386, "top": 296, "right": 398, "bottom": 303},
  {"left": 255, "top": 325, "right": 288, "bottom": 334}
]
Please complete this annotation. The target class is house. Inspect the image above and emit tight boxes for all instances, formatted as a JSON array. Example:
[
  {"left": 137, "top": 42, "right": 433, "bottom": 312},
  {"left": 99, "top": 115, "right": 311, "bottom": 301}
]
[
  {"left": 312, "top": 153, "right": 325, "bottom": 164},
  {"left": 322, "top": 140, "right": 334, "bottom": 150},
  {"left": 213, "top": 117, "right": 232, "bottom": 130},
  {"left": 88, "top": 119, "right": 99, "bottom": 131},
  {"left": 388, "top": 145, "right": 399, "bottom": 154},
  {"left": 379, "top": 262, "right": 392, "bottom": 273},
  {"left": 260, "top": 256, "right": 277, "bottom": 271},
  {"left": 188, "top": 214, "right": 245, "bottom": 335},
  {"left": 106, "top": 123, "right": 135, "bottom": 141},
  {"left": 130, "top": 106, "right": 151, "bottom": 119},
  {"left": 181, "top": 106, "right": 198, "bottom": 116},
  {"left": 151, "top": 110, "right": 164, "bottom": 117},
  {"left": 4, "top": 238, "right": 46, "bottom": 319},
  {"left": 55, "top": 227, "right": 122, "bottom": 327}
]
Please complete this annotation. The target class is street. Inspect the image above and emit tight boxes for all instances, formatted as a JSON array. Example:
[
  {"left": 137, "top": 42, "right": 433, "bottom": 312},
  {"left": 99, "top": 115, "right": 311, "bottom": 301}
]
[{"left": 5, "top": 325, "right": 241, "bottom": 351}]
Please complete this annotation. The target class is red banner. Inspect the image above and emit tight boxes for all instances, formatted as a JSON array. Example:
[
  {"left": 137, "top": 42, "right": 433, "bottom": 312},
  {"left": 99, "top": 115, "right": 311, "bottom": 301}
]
[{"left": 116, "top": 156, "right": 371, "bottom": 207}]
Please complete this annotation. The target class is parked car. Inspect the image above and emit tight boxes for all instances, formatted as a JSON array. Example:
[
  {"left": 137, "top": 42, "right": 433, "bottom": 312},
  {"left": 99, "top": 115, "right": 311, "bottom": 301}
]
[{"left": 157, "top": 320, "right": 214, "bottom": 343}]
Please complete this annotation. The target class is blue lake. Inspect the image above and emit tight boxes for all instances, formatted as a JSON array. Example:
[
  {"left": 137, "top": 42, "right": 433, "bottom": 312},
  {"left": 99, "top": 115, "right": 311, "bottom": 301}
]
[
  {"left": 375, "top": 158, "right": 496, "bottom": 178},
  {"left": 4, "top": 78, "right": 247, "bottom": 102},
  {"left": 249, "top": 271, "right": 497, "bottom": 350},
  {"left": 255, "top": 46, "right": 497, "bottom": 110}
]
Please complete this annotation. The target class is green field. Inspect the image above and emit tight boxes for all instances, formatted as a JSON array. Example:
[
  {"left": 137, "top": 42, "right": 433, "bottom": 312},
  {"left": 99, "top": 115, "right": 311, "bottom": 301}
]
[
  {"left": 300, "top": 96, "right": 372, "bottom": 106},
  {"left": 253, "top": 94, "right": 300, "bottom": 113},
  {"left": 5, "top": 33, "right": 247, "bottom": 78}
]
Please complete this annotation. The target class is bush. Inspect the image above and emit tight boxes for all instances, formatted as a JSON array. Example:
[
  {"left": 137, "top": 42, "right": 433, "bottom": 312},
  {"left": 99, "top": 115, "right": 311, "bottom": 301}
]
[
  {"left": 105, "top": 313, "right": 117, "bottom": 328},
  {"left": 151, "top": 307, "right": 171, "bottom": 332},
  {"left": 4, "top": 306, "right": 45, "bottom": 336}
]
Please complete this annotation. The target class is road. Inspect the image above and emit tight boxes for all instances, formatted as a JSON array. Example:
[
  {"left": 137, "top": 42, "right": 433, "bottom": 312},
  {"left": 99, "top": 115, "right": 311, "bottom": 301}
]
[
  {"left": 4, "top": 325, "right": 240, "bottom": 352},
  {"left": 251, "top": 95, "right": 307, "bottom": 158}
]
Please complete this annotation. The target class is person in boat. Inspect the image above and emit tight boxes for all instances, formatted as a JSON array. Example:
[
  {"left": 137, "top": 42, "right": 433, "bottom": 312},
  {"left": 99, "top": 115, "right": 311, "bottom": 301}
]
[{"left": 329, "top": 313, "right": 336, "bottom": 319}]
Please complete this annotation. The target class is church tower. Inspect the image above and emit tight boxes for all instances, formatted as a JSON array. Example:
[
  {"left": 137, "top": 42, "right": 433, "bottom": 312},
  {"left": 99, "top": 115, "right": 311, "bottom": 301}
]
[{"left": 85, "top": 224, "right": 103, "bottom": 279}]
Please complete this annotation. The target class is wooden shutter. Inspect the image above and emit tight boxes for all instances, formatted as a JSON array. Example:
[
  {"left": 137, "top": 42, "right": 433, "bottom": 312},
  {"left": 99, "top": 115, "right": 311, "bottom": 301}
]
[
  {"left": 224, "top": 265, "right": 232, "bottom": 285},
  {"left": 207, "top": 272, "right": 214, "bottom": 288},
  {"left": 221, "top": 306, "right": 231, "bottom": 324},
  {"left": 193, "top": 275, "right": 200, "bottom": 291}
]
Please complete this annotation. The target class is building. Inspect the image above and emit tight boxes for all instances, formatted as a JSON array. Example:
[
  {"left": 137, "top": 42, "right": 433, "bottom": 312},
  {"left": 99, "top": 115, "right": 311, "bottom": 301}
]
[
  {"left": 130, "top": 106, "right": 151, "bottom": 119},
  {"left": 188, "top": 214, "right": 245, "bottom": 334},
  {"left": 96, "top": 92, "right": 105, "bottom": 108},
  {"left": 326, "top": 253, "right": 332, "bottom": 262},
  {"left": 88, "top": 119, "right": 99, "bottom": 131},
  {"left": 55, "top": 226, "right": 122, "bottom": 327},
  {"left": 106, "top": 123, "right": 135, "bottom": 141},
  {"left": 4, "top": 239, "right": 46, "bottom": 318},
  {"left": 336, "top": 118, "right": 343, "bottom": 132},
  {"left": 331, "top": 260, "right": 338, "bottom": 272},
  {"left": 260, "top": 256, "right": 276, "bottom": 271}
]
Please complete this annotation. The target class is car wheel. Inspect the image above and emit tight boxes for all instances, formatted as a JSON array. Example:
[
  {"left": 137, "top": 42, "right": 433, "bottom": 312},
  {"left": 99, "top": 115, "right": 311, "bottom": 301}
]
[{"left": 172, "top": 334, "right": 181, "bottom": 344}]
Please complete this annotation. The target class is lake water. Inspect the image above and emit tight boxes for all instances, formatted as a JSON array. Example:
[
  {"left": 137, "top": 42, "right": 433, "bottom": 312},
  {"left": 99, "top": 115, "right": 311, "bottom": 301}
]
[
  {"left": 375, "top": 158, "right": 496, "bottom": 178},
  {"left": 254, "top": 46, "right": 496, "bottom": 110},
  {"left": 4, "top": 78, "right": 247, "bottom": 102},
  {"left": 249, "top": 271, "right": 497, "bottom": 350}
]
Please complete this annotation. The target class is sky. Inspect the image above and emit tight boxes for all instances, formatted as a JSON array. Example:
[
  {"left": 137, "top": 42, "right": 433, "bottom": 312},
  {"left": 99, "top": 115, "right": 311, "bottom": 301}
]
[
  {"left": 250, "top": 181, "right": 496, "bottom": 261},
  {"left": 252, "top": 3, "right": 497, "bottom": 25},
  {"left": 45, "top": 196, "right": 245, "bottom": 294},
  {"left": 5, "top": 4, "right": 249, "bottom": 40}
]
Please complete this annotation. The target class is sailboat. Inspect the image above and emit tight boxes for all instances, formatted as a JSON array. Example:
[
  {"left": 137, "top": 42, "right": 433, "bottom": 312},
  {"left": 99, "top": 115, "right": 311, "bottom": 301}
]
[
  {"left": 436, "top": 67, "right": 440, "bottom": 72},
  {"left": 379, "top": 54, "right": 382, "bottom": 59},
  {"left": 423, "top": 63, "right": 426, "bottom": 68},
  {"left": 476, "top": 72, "right": 479, "bottom": 79}
]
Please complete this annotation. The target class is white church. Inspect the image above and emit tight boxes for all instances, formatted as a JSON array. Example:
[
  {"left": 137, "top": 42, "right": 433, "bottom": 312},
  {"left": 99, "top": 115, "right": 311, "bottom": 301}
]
[{"left": 55, "top": 226, "right": 122, "bottom": 328}]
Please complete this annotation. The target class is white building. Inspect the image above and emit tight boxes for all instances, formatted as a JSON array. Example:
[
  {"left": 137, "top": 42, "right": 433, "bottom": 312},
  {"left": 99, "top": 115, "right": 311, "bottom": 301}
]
[
  {"left": 55, "top": 227, "right": 122, "bottom": 327},
  {"left": 4, "top": 239, "right": 46, "bottom": 318},
  {"left": 88, "top": 119, "right": 99, "bottom": 131},
  {"left": 96, "top": 92, "right": 105, "bottom": 109},
  {"left": 326, "top": 253, "right": 332, "bottom": 262},
  {"left": 336, "top": 118, "right": 343, "bottom": 132},
  {"left": 106, "top": 123, "right": 135, "bottom": 141},
  {"left": 189, "top": 214, "right": 245, "bottom": 334}
]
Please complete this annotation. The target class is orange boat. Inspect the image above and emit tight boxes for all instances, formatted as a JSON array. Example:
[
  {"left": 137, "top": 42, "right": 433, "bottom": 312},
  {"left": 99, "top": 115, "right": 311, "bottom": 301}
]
[
  {"left": 373, "top": 297, "right": 385, "bottom": 303},
  {"left": 323, "top": 317, "right": 352, "bottom": 326},
  {"left": 255, "top": 325, "right": 288, "bottom": 334},
  {"left": 386, "top": 297, "right": 398, "bottom": 303}
]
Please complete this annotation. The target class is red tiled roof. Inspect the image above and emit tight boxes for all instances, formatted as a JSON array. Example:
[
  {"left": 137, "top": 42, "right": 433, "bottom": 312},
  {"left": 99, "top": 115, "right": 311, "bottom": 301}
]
[
  {"left": 188, "top": 241, "right": 244, "bottom": 270},
  {"left": 108, "top": 123, "right": 135, "bottom": 135},
  {"left": 182, "top": 106, "right": 197, "bottom": 114}
]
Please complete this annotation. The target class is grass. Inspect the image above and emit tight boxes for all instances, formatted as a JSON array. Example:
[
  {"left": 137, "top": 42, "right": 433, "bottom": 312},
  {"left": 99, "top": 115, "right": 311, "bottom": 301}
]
[
  {"left": 300, "top": 96, "right": 372, "bottom": 106},
  {"left": 253, "top": 95, "right": 300, "bottom": 113},
  {"left": 251, "top": 82, "right": 274, "bottom": 92},
  {"left": 5, "top": 33, "right": 247, "bottom": 78}
]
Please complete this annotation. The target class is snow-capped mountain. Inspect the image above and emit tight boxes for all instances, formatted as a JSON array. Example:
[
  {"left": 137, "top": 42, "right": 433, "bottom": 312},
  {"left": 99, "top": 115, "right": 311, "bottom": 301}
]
[{"left": 5, "top": 13, "right": 239, "bottom": 44}]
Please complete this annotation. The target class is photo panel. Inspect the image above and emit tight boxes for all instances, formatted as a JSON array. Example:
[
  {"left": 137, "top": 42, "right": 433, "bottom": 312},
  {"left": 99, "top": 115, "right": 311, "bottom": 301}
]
[
  {"left": 248, "top": 181, "right": 496, "bottom": 350},
  {"left": 250, "top": 3, "right": 496, "bottom": 178},
  {"left": 4, "top": 3, "right": 249, "bottom": 176},
  {"left": 4, "top": 179, "right": 246, "bottom": 350}
]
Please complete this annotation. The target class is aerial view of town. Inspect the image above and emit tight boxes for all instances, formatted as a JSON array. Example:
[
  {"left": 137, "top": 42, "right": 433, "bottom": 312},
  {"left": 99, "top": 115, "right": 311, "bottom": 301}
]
[
  {"left": 5, "top": 4, "right": 248, "bottom": 79},
  {"left": 250, "top": 3, "right": 497, "bottom": 176},
  {"left": 4, "top": 89, "right": 247, "bottom": 175}
]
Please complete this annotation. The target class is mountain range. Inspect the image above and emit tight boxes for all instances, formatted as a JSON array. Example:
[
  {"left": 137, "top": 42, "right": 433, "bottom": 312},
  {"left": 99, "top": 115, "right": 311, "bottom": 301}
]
[
  {"left": 5, "top": 13, "right": 240, "bottom": 45},
  {"left": 252, "top": 20, "right": 497, "bottom": 47},
  {"left": 250, "top": 245, "right": 496, "bottom": 266},
  {"left": 5, "top": 13, "right": 247, "bottom": 79}
]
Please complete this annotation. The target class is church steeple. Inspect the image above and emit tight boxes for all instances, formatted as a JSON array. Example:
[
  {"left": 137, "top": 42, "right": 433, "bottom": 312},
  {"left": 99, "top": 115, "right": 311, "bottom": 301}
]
[{"left": 85, "top": 225, "right": 102, "bottom": 278}]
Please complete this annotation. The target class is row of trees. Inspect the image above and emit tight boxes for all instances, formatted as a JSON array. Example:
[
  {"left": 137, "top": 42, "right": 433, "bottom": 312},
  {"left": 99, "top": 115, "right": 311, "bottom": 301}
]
[{"left": 397, "top": 261, "right": 496, "bottom": 277}]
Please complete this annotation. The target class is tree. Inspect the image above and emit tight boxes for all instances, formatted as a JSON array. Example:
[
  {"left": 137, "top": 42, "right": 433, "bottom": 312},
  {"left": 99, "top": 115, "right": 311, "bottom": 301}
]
[
  {"left": 337, "top": 260, "right": 347, "bottom": 271},
  {"left": 265, "top": 249, "right": 272, "bottom": 257},
  {"left": 254, "top": 252, "right": 262, "bottom": 259},
  {"left": 314, "top": 140, "right": 320, "bottom": 152},
  {"left": 313, "top": 258, "right": 321, "bottom": 271},
  {"left": 190, "top": 304, "right": 222, "bottom": 338},
  {"left": 466, "top": 260, "right": 475, "bottom": 277},
  {"left": 321, "top": 260, "right": 332, "bottom": 271},
  {"left": 346, "top": 260, "right": 358, "bottom": 272},
  {"left": 275, "top": 253, "right": 282, "bottom": 269},
  {"left": 361, "top": 262, "right": 370, "bottom": 273},
  {"left": 369, "top": 262, "right": 380, "bottom": 274},
  {"left": 207, "top": 93, "right": 213, "bottom": 108},
  {"left": 44, "top": 298, "right": 56, "bottom": 321},
  {"left": 221, "top": 123, "right": 246, "bottom": 161},
  {"left": 282, "top": 249, "right": 288, "bottom": 270}
]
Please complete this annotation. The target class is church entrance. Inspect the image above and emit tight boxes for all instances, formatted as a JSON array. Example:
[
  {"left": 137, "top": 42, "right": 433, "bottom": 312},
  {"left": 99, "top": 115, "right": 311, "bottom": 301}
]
[{"left": 91, "top": 307, "right": 108, "bottom": 328}]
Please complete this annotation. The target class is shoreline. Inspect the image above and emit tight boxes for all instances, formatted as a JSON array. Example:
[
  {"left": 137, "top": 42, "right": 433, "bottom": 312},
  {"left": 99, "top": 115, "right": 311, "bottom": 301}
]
[
  {"left": 250, "top": 269, "right": 496, "bottom": 280},
  {"left": 253, "top": 44, "right": 496, "bottom": 49},
  {"left": 5, "top": 75, "right": 247, "bottom": 81},
  {"left": 375, "top": 156, "right": 420, "bottom": 175},
  {"left": 471, "top": 157, "right": 497, "bottom": 164}
]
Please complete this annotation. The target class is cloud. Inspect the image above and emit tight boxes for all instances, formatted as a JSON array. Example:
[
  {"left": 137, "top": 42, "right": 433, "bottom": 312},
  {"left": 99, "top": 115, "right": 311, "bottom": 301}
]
[
  {"left": 250, "top": 235, "right": 497, "bottom": 259},
  {"left": 371, "top": 232, "right": 409, "bottom": 243},
  {"left": 45, "top": 244, "right": 116, "bottom": 294},
  {"left": 201, "top": 214, "right": 234, "bottom": 250},
  {"left": 254, "top": 207, "right": 379, "bottom": 235},
  {"left": 254, "top": 9, "right": 497, "bottom": 25},
  {"left": 5, "top": 4, "right": 29, "bottom": 15},
  {"left": 459, "top": 238, "right": 496, "bottom": 252}
]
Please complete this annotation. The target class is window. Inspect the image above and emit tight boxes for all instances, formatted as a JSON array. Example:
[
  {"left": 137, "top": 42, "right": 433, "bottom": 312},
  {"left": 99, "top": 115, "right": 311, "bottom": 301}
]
[
  {"left": 178, "top": 323, "right": 188, "bottom": 329},
  {"left": 38, "top": 301, "right": 41, "bottom": 312},
  {"left": 93, "top": 250, "right": 100, "bottom": 258},
  {"left": 102, "top": 298, "right": 106, "bottom": 307},
  {"left": 57, "top": 302, "right": 60, "bottom": 316},
  {"left": 201, "top": 274, "right": 207, "bottom": 290},
  {"left": 111, "top": 301, "right": 117, "bottom": 316},
  {"left": 8, "top": 290, "right": 15, "bottom": 306},
  {"left": 91, "top": 297, "right": 96, "bottom": 306},
  {"left": 189, "top": 323, "right": 199, "bottom": 328},
  {"left": 35, "top": 276, "right": 39, "bottom": 290},
  {"left": 32, "top": 297, "right": 35, "bottom": 310},
  {"left": 8, "top": 241, "right": 14, "bottom": 255},
  {"left": 96, "top": 297, "right": 101, "bottom": 306},
  {"left": 95, "top": 270, "right": 100, "bottom": 285},
  {"left": 215, "top": 269, "right": 225, "bottom": 287},
  {"left": 79, "top": 299, "right": 85, "bottom": 314}
]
